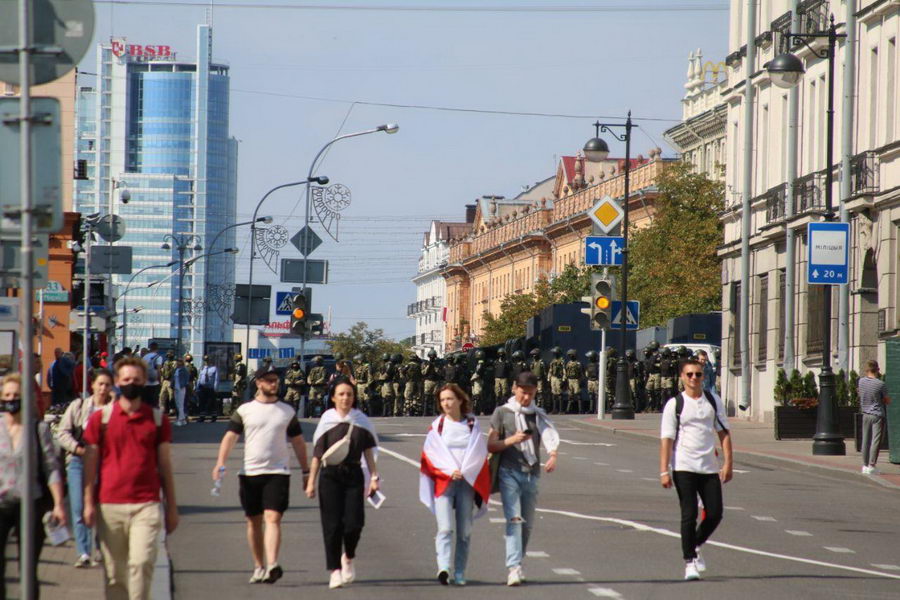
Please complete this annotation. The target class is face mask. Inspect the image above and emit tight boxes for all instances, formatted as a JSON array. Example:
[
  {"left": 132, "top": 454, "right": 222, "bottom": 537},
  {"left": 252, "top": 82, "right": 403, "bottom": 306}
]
[
  {"left": 0, "top": 398, "right": 21, "bottom": 414},
  {"left": 118, "top": 383, "right": 144, "bottom": 400}
]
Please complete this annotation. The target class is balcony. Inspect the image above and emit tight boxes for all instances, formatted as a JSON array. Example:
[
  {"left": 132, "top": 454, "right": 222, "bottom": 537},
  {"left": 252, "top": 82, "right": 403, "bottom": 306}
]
[
  {"left": 407, "top": 295, "right": 440, "bottom": 316},
  {"left": 794, "top": 171, "right": 826, "bottom": 213},
  {"left": 771, "top": 11, "right": 792, "bottom": 55},
  {"left": 763, "top": 184, "right": 787, "bottom": 223},
  {"left": 797, "top": 0, "right": 829, "bottom": 37},
  {"left": 850, "top": 151, "right": 879, "bottom": 195}
]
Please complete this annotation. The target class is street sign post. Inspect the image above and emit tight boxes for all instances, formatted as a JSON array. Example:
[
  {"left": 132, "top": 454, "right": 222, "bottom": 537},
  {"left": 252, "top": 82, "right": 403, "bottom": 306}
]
[
  {"left": 587, "top": 195, "right": 624, "bottom": 234},
  {"left": 89, "top": 245, "right": 133, "bottom": 274},
  {"left": 611, "top": 300, "right": 640, "bottom": 330},
  {"left": 585, "top": 236, "right": 625, "bottom": 266},
  {"left": 807, "top": 222, "right": 849, "bottom": 285},
  {"left": 290, "top": 225, "right": 322, "bottom": 257},
  {"left": 281, "top": 258, "right": 328, "bottom": 284}
]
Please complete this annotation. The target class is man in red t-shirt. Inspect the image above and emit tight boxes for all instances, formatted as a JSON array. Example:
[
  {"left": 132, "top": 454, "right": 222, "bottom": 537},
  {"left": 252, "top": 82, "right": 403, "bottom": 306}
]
[{"left": 83, "top": 356, "right": 179, "bottom": 600}]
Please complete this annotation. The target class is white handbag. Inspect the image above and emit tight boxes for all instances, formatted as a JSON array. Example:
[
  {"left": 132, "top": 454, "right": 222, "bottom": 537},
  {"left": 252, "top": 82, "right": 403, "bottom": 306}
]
[{"left": 321, "top": 423, "right": 354, "bottom": 467}]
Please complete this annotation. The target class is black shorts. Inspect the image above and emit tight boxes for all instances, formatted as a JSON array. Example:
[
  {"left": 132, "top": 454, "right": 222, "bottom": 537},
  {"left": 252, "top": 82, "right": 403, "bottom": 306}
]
[{"left": 238, "top": 474, "right": 290, "bottom": 517}]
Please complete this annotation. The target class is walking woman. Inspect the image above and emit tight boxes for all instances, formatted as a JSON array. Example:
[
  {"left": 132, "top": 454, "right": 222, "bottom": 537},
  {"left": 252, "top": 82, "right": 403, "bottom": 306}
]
[
  {"left": 306, "top": 378, "right": 379, "bottom": 589},
  {"left": 57, "top": 367, "right": 113, "bottom": 567},
  {"left": 0, "top": 373, "right": 67, "bottom": 599},
  {"left": 419, "top": 383, "right": 490, "bottom": 586}
]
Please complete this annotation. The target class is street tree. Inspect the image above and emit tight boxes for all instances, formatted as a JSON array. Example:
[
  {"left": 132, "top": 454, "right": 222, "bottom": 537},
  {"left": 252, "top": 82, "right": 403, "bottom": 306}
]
[{"left": 328, "top": 321, "right": 409, "bottom": 365}]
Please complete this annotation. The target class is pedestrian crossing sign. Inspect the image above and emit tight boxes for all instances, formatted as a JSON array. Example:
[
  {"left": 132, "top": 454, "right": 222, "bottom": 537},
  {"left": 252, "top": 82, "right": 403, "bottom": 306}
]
[
  {"left": 611, "top": 300, "right": 640, "bottom": 330},
  {"left": 588, "top": 195, "right": 624, "bottom": 234}
]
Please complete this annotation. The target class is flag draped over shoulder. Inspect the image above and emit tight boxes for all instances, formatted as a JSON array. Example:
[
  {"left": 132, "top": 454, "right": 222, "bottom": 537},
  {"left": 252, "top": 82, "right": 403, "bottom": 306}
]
[{"left": 419, "top": 415, "right": 491, "bottom": 518}]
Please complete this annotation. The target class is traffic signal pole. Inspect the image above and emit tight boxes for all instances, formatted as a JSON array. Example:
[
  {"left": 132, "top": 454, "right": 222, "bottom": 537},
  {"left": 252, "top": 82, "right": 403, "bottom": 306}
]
[{"left": 597, "top": 328, "right": 606, "bottom": 420}]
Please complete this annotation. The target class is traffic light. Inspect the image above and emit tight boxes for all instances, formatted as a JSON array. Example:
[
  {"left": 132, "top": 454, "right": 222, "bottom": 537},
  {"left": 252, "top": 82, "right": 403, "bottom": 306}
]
[
  {"left": 307, "top": 313, "right": 324, "bottom": 336},
  {"left": 290, "top": 293, "right": 308, "bottom": 336},
  {"left": 590, "top": 274, "right": 615, "bottom": 330}
]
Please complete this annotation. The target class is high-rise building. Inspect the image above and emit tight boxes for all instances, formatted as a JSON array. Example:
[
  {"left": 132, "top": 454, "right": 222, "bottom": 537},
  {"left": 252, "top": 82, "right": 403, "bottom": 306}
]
[{"left": 74, "top": 25, "right": 238, "bottom": 357}]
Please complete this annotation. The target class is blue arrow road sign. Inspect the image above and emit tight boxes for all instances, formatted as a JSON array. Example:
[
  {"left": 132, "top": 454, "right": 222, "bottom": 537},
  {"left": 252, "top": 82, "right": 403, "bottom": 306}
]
[
  {"left": 585, "top": 236, "right": 625, "bottom": 266},
  {"left": 807, "top": 222, "right": 849, "bottom": 285},
  {"left": 275, "top": 291, "right": 293, "bottom": 315},
  {"left": 611, "top": 300, "right": 640, "bottom": 330}
]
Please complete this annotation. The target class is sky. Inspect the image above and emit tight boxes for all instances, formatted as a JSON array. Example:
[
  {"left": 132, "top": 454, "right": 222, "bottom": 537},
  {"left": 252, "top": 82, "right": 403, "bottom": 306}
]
[{"left": 79, "top": 0, "right": 730, "bottom": 340}]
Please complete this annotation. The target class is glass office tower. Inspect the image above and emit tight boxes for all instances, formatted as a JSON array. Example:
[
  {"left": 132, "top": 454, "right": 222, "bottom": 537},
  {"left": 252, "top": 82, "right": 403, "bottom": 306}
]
[{"left": 74, "top": 25, "right": 238, "bottom": 357}]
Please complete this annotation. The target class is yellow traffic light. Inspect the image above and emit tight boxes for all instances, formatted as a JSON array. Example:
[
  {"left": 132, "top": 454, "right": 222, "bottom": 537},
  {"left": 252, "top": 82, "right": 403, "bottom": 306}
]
[
  {"left": 595, "top": 296, "right": 610, "bottom": 310},
  {"left": 292, "top": 307, "right": 306, "bottom": 320}
]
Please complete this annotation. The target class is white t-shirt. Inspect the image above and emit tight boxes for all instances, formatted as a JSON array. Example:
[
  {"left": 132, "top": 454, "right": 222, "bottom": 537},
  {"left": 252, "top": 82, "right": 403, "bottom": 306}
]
[
  {"left": 441, "top": 417, "right": 471, "bottom": 465},
  {"left": 227, "top": 400, "right": 302, "bottom": 476},
  {"left": 660, "top": 391, "right": 729, "bottom": 474}
]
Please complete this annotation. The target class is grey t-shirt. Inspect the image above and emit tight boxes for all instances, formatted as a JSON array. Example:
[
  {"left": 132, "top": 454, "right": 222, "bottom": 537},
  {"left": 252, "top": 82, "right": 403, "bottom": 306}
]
[
  {"left": 859, "top": 376, "right": 888, "bottom": 417},
  {"left": 490, "top": 406, "right": 540, "bottom": 475}
]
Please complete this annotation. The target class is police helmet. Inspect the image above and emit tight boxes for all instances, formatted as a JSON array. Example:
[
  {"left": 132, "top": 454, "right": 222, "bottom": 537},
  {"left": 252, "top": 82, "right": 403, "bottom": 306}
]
[
  {"left": 313, "top": 355, "right": 323, "bottom": 364},
  {"left": 512, "top": 350, "right": 525, "bottom": 361},
  {"left": 566, "top": 348, "right": 577, "bottom": 358},
  {"left": 291, "top": 361, "right": 300, "bottom": 368},
  {"left": 660, "top": 347, "right": 671, "bottom": 358},
  {"left": 354, "top": 354, "right": 364, "bottom": 363},
  {"left": 551, "top": 346, "right": 562, "bottom": 356},
  {"left": 184, "top": 354, "right": 193, "bottom": 362},
  {"left": 649, "top": 340, "right": 660, "bottom": 351},
  {"left": 497, "top": 348, "right": 506, "bottom": 357},
  {"left": 234, "top": 353, "right": 242, "bottom": 361},
  {"left": 585, "top": 350, "right": 598, "bottom": 361},
  {"left": 391, "top": 353, "right": 402, "bottom": 363},
  {"left": 166, "top": 351, "right": 175, "bottom": 359},
  {"left": 529, "top": 348, "right": 540, "bottom": 357},
  {"left": 334, "top": 353, "right": 344, "bottom": 361},
  {"left": 427, "top": 349, "right": 438, "bottom": 359},
  {"left": 382, "top": 353, "right": 391, "bottom": 362},
  {"left": 625, "top": 349, "right": 636, "bottom": 360},
  {"left": 475, "top": 350, "right": 485, "bottom": 360},
  {"left": 606, "top": 346, "right": 617, "bottom": 358}
]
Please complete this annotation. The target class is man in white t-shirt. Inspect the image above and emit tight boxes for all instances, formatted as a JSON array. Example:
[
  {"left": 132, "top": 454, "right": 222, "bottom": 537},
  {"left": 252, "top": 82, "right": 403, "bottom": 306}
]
[
  {"left": 213, "top": 367, "right": 309, "bottom": 585},
  {"left": 659, "top": 357, "right": 732, "bottom": 581}
]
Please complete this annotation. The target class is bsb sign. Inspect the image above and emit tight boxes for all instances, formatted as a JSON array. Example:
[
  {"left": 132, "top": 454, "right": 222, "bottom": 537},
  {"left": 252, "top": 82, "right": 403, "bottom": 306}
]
[{"left": 111, "top": 39, "right": 176, "bottom": 61}]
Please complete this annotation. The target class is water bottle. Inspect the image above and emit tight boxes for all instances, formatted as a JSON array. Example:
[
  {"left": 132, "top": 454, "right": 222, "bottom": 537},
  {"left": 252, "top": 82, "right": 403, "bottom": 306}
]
[{"left": 211, "top": 466, "right": 225, "bottom": 497}]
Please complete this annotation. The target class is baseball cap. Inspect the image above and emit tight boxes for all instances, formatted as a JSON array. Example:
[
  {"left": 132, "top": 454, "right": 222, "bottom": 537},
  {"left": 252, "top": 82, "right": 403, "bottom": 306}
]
[
  {"left": 254, "top": 365, "right": 279, "bottom": 380},
  {"left": 514, "top": 371, "right": 538, "bottom": 388}
]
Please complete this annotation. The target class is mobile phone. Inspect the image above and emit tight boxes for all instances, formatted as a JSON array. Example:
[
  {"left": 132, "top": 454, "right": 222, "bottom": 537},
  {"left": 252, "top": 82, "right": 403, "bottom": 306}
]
[{"left": 523, "top": 428, "right": 533, "bottom": 435}]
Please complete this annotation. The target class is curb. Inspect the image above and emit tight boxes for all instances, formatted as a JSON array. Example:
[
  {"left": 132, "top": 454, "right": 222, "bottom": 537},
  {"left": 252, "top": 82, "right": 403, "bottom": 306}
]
[{"left": 569, "top": 416, "right": 900, "bottom": 492}]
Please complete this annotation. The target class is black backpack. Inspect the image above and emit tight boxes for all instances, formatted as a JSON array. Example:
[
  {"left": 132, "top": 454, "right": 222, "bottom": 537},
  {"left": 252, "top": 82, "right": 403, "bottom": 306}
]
[{"left": 673, "top": 390, "right": 728, "bottom": 444}]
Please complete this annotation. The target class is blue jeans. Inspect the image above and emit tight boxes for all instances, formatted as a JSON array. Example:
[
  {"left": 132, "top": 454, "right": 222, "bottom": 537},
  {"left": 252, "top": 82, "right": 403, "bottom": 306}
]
[
  {"left": 67, "top": 457, "right": 92, "bottom": 557},
  {"left": 434, "top": 479, "right": 475, "bottom": 578},
  {"left": 498, "top": 466, "right": 539, "bottom": 569}
]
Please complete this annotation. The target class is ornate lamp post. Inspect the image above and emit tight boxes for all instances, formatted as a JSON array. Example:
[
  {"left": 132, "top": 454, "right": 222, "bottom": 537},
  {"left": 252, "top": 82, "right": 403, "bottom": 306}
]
[{"left": 162, "top": 234, "right": 202, "bottom": 355}]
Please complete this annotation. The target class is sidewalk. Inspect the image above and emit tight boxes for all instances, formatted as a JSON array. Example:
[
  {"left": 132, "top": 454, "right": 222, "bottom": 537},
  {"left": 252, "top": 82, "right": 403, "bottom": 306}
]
[{"left": 577, "top": 412, "right": 900, "bottom": 490}]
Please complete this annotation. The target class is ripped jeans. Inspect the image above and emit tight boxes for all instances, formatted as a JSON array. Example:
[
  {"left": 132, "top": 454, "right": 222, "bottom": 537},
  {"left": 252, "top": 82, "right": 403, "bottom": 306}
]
[{"left": 498, "top": 466, "right": 539, "bottom": 569}]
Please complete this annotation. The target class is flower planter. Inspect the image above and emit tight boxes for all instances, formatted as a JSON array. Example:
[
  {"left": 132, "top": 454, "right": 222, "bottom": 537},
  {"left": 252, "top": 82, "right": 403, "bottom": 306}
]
[{"left": 774, "top": 405, "right": 856, "bottom": 440}]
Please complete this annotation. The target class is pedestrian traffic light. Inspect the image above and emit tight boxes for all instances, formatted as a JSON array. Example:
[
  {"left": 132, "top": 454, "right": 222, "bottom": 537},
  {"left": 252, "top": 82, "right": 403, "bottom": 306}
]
[
  {"left": 290, "top": 293, "right": 308, "bottom": 336},
  {"left": 590, "top": 274, "right": 615, "bottom": 330},
  {"left": 308, "top": 313, "right": 324, "bottom": 336}
]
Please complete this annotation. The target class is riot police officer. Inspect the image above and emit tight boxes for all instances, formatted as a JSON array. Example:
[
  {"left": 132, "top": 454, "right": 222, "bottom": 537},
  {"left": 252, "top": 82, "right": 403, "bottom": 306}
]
[
  {"left": 548, "top": 347, "right": 566, "bottom": 414},
  {"left": 284, "top": 359, "right": 306, "bottom": 412},
  {"left": 454, "top": 353, "right": 470, "bottom": 396},
  {"left": 231, "top": 353, "right": 248, "bottom": 409},
  {"left": 403, "top": 354, "right": 423, "bottom": 416},
  {"left": 659, "top": 347, "right": 677, "bottom": 403},
  {"left": 529, "top": 348, "right": 547, "bottom": 409},
  {"left": 643, "top": 343, "right": 662, "bottom": 412},
  {"left": 625, "top": 349, "right": 643, "bottom": 412},
  {"left": 442, "top": 354, "right": 458, "bottom": 395},
  {"left": 493, "top": 349, "right": 511, "bottom": 407},
  {"left": 564, "top": 349, "right": 584, "bottom": 413},
  {"left": 586, "top": 351, "right": 600, "bottom": 415},
  {"left": 184, "top": 354, "right": 198, "bottom": 418},
  {"left": 306, "top": 356, "right": 327, "bottom": 417},
  {"left": 353, "top": 354, "right": 373, "bottom": 414},
  {"left": 421, "top": 350, "right": 441, "bottom": 416},
  {"left": 159, "top": 351, "right": 177, "bottom": 415},
  {"left": 605, "top": 347, "right": 618, "bottom": 411},
  {"left": 377, "top": 353, "right": 395, "bottom": 417},
  {"left": 470, "top": 350, "right": 487, "bottom": 415},
  {"left": 390, "top": 353, "right": 404, "bottom": 416}
]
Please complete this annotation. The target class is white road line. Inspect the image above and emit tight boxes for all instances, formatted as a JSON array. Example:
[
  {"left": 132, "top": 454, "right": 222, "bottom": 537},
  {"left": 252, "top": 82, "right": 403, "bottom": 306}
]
[
  {"left": 871, "top": 564, "right": 900, "bottom": 571},
  {"left": 824, "top": 547, "right": 855, "bottom": 554},
  {"left": 526, "top": 551, "right": 550, "bottom": 558},
  {"left": 752, "top": 515, "right": 777, "bottom": 522},
  {"left": 380, "top": 446, "right": 900, "bottom": 581},
  {"left": 724, "top": 506, "right": 745, "bottom": 510},
  {"left": 589, "top": 588, "right": 624, "bottom": 599},
  {"left": 785, "top": 530, "right": 813, "bottom": 537},
  {"left": 489, "top": 518, "right": 505, "bottom": 524},
  {"left": 616, "top": 469, "right": 633, "bottom": 473},
  {"left": 560, "top": 439, "right": 616, "bottom": 447},
  {"left": 573, "top": 456, "right": 588, "bottom": 460},
  {"left": 733, "top": 468, "right": 750, "bottom": 474},
  {"left": 594, "top": 462, "right": 609, "bottom": 466},
  {"left": 552, "top": 567, "right": 581, "bottom": 575},
  {"left": 393, "top": 433, "right": 427, "bottom": 437},
  {"left": 641, "top": 477, "right": 658, "bottom": 482}
]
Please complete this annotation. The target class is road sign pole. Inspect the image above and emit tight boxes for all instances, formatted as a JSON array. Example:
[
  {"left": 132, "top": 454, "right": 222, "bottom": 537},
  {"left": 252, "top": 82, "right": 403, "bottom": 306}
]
[
  {"left": 598, "top": 328, "right": 606, "bottom": 420},
  {"left": 83, "top": 227, "right": 92, "bottom": 397},
  {"left": 612, "top": 112, "right": 634, "bottom": 420}
]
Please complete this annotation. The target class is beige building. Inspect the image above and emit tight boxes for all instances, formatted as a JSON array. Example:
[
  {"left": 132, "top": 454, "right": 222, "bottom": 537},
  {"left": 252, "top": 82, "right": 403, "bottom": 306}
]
[
  {"left": 442, "top": 144, "right": 671, "bottom": 351},
  {"left": 719, "top": 0, "right": 899, "bottom": 422}
]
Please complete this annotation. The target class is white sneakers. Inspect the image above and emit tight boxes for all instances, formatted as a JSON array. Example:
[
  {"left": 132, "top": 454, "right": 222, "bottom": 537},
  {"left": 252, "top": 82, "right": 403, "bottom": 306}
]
[
  {"left": 694, "top": 548, "right": 706, "bottom": 572},
  {"left": 341, "top": 554, "right": 355, "bottom": 584},
  {"left": 248, "top": 567, "right": 266, "bottom": 584},
  {"left": 862, "top": 465, "right": 879, "bottom": 475},
  {"left": 507, "top": 565, "right": 523, "bottom": 586},
  {"left": 684, "top": 560, "right": 700, "bottom": 581},
  {"left": 329, "top": 569, "right": 344, "bottom": 589}
]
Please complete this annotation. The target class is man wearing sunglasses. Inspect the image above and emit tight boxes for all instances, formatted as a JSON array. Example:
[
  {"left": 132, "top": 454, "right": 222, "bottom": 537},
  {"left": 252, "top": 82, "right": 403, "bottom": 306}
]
[{"left": 659, "top": 358, "right": 732, "bottom": 581}]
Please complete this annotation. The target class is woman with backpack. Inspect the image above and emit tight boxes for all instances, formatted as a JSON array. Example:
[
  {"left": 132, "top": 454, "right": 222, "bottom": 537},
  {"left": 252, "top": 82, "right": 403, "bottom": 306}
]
[
  {"left": 57, "top": 367, "right": 114, "bottom": 567},
  {"left": 419, "top": 383, "right": 490, "bottom": 586},
  {"left": 0, "top": 373, "right": 67, "bottom": 598},
  {"left": 306, "top": 378, "right": 379, "bottom": 589}
]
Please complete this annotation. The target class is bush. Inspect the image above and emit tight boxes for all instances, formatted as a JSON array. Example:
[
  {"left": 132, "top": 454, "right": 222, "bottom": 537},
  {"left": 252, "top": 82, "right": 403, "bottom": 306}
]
[
  {"left": 835, "top": 369, "right": 849, "bottom": 407},
  {"left": 774, "top": 368, "right": 791, "bottom": 405}
]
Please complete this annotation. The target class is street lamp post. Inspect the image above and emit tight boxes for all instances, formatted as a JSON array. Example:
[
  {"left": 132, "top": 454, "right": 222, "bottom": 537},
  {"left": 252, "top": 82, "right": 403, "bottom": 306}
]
[
  {"left": 162, "top": 234, "right": 203, "bottom": 356},
  {"left": 585, "top": 113, "right": 635, "bottom": 420},
  {"left": 106, "top": 179, "right": 129, "bottom": 356},
  {"left": 298, "top": 123, "right": 399, "bottom": 362},
  {"left": 205, "top": 216, "right": 271, "bottom": 300},
  {"left": 119, "top": 261, "right": 178, "bottom": 350},
  {"left": 767, "top": 15, "right": 846, "bottom": 455}
]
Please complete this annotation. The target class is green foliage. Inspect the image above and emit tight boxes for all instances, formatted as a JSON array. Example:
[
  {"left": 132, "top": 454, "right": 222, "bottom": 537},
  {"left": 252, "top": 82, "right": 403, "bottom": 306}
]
[
  {"left": 774, "top": 368, "right": 790, "bottom": 405},
  {"left": 835, "top": 369, "right": 849, "bottom": 407},
  {"left": 802, "top": 371, "right": 819, "bottom": 399},
  {"left": 788, "top": 369, "right": 803, "bottom": 401},
  {"left": 328, "top": 321, "right": 409, "bottom": 365},
  {"left": 849, "top": 370, "right": 860, "bottom": 408},
  {"left": 628, "top": 161, "right": 724, "bottom": 327},
  {"left": 549, "top": 263, "right": 596, "bottom": 303}
]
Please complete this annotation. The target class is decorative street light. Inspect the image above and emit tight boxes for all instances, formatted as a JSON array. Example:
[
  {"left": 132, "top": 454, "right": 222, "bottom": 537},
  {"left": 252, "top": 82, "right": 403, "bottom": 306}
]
[
  {"left": 586, "top": 113, "right": 636, "bottom": 420},
  {"left": 204, "top": 216, "right": 271, "bottom": 327},
  {"left": 118, "top": 261, "right": 178, "bottom": 351},
  {"left": 766, "top": 15, "right": 846, "bottom": 455},
  {"left": 162, "top": 234, "right": 203, "bottom": 356}
]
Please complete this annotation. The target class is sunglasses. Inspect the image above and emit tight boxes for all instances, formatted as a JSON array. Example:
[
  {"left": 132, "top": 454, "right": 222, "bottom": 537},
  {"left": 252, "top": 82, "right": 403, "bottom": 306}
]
[{"left": 684, "top": 372, "right": 704, "bottom": 379}]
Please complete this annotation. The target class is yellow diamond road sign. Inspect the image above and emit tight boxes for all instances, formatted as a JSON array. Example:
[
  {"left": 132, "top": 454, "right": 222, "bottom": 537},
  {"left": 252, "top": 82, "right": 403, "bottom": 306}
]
[{"left": 588, "top": 195, "right": 624, "bottom": 234}]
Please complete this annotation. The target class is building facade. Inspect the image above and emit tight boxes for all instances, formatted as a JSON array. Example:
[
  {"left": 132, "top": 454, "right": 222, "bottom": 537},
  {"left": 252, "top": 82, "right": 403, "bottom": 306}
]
[
  {"left": 719, "top": 0, "right": 899, "bottom": 422},
  {"left": 442, "top": 144, "right": 670, "bottom": 350},
  {"left": 409, "top": 218, "right": 471, "bottom": 358},
  {"left": 74, "top": 25, "right": 238, "bottom": 357}
]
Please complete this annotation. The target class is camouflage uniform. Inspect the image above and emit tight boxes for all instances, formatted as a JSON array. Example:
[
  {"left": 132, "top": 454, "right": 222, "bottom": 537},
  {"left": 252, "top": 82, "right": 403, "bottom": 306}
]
[
  {"left": 402, "top": 358, "right": 422, "bottom": 416},
  {"left": 470, "top": 357, "right": 486, "bottom": 414},
  {"left": 565, "top": 352, "right": 584, "bottom": 413},
  {"left": 307, "top": 360, "right": 328, "bottom": 417},
  {"left": 530, "top": 350, "right": 547, "bottom": 409},
  {"left": 390, "top": 355, "right": 403, "bottom": 416},
  {"left": 378, "top": 358, "right": 396, "bottom": 417},
  {"left": 548, "top": 352, "right": 566, "bottom": 414},
  {"left": 421, "top": 355, "right": 440, "bottom": 416},
  {"left": 644, "top": 349, "right": 662, "bottom": 412},
  {"left": 586, "top": 353, "right": 600, "bottom": 414},
  {"left": 493, "top": 353, "right": 511, "bottom": 405},
  {"left": 354, "top": 360, "right": 372, "bottom": 412},
  {"left": 159, "top": 354, "right": 177, "bottom": 415},
  {"left": 231, "top": 358, "right": 247, "bottom": 408},
  {"left": 659, "top": 350, "right": 678, "bottom": 403},
  {"left": 284, "top": 363, "right": 306, "bottom": 411}
]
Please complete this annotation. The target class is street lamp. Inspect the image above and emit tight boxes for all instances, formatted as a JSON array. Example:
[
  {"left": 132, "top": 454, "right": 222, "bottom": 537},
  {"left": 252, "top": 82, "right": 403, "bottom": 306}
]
[
  {"left": 298, "top": 123, "right": 400, "bottom": 362},
  {"left": 766, "top": 15, "right": 846, "bottom": 455},
  {"left": 118, "top": 261, "right": 178, "bottom": 350},
  {"left": 162, "top": 234, "right": 203, "bottom": 356},
  {"left": 105, "top": 179, "right": 129, "bottom": 356},
  {"left": 587, "top": 114, "right": 636, "bottom": 420}
]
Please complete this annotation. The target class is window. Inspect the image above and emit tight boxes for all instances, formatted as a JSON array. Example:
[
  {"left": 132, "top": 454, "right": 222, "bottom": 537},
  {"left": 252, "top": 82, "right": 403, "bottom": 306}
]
[
  {"left": 778, "top": 269, "right": 786, "bottom": 362},
  {"left": 757, "top": 274, "right": 768, "bottom": 364},
  {"left": 870, "top": 47, "right": 879, "bottom": 150},
  {"left": 887, "top": 39, "right": 896, "bottom": 144}
]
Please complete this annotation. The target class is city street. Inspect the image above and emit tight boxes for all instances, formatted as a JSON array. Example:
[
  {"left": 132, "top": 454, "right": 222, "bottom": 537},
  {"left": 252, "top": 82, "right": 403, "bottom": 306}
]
[{"left": 168, "top": 417, "right": 900, "bottom": 600}]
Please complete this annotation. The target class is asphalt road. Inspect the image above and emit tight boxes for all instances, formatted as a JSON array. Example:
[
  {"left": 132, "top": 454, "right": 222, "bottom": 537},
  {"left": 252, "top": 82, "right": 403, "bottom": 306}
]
[{"left": 167, "top": 416, "right": 900, "bottom": 600}]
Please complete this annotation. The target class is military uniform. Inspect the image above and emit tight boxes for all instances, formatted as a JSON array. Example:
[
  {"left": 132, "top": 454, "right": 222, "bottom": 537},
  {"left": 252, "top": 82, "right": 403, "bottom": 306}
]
[
  {"left": 307, "top": 360, "right": 328, "bottom": 417},
  {"left": 659, "top": 351, "right": 678, "bottom": 404},
  {"left": 421, "top": 356, "right": 440, "bottom": 416},
  {"left": 284, "top": 363, "right": 306, "bottom": 411},
  {"left": 493, "top": 355, "right": 511, "bottom": 405},
  {"left": 586, "top": 355, "right": 600, "bottom": 414},
  {"left": 548, "top": 354, "right": 566, "bottom": 414},
  {"left": 530, "top": 351, "right": 547, "bottom": 409},
  {"left": 231, "top": 358, "right": 247, "bottom": 408},
  {"left": 354, "top": 361, "right": 372, "bottom": 413},
  {"left": 644, "top": 350, "right": 662, "bottom": 411},
  {"left": 470, "top": 358, "right": 486, "bottom": 414},
  {"left": 159, "top": 355, "right": 177, "bottom": 415},
  {"left": 402, "top": 358, "right": 422, "bottom": 416},
  {"left": 390, "top": 355, "right": 403, "bottom": 416},
  {"left": 565, "top": 354, "right": 584, "bottom": 413},
  {"left": 377, "top": 359, "right": 396, "bottom": 417},
  {"left": 605, "top": 350, "right": 618, "bottom": 405}
]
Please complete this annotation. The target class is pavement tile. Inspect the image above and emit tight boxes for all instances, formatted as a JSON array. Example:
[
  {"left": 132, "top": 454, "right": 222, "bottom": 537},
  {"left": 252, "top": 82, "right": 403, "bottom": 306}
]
[{"left": 5, "top": 539, "right": 104, "bottom": 599}]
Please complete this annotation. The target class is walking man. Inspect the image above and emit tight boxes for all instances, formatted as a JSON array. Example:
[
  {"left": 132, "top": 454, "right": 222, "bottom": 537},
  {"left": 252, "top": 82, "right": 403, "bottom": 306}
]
[
  {"left": 659, "top": 357, "right": 732, "bottom": 581},
  {"left": 83, "top": 357, "right": 179, "bottom": 599},
  {"left": 196, "top": 355, "right": 220, "bottom": 423},
  {"left": 48, "top": 347, "right": 74, "bottom": 405},
  {"left": 859, "top": 359, "right": 890, "bottom": 475},
  {"left": 213, "top": 367, "right": 309, "bottom": 584},
  {"left": 142, "top": 342, "right": 164, "bottom": 408},
  {"left": 488, "top": 371, "right": 559, "bottom": 586}
]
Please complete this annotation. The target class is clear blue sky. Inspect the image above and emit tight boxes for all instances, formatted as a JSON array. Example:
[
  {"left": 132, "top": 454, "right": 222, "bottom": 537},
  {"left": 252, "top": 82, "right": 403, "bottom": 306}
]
[{"left": 82, "top": 0, "right": 729, "bottom": 340}]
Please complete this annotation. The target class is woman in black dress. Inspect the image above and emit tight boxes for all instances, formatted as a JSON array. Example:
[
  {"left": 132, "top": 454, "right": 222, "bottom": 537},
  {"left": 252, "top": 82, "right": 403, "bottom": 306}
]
[{"left": 306, "top": 378, "right": 379, "bottom": 589}]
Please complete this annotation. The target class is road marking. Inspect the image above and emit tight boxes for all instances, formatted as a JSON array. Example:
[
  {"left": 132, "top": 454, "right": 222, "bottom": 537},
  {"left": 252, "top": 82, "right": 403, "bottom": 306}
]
[
  {"left": 488, "top": 506, "right": 497, "bottom": 512},
  {"left": 573, "top": 456, "right": 588, "bottom": 460},
  {"left": 724, "top": 506, "right": 745, "bottom": 510},
  {"left": 824, "top": 547, "right": 855, "bottom": 554},
  {"left": 589, "top": 588, "right": 624, "bottom": 599},
  {"left": 560, "top": 439, "right": 616, "bottom": 447},
  {"left": 490, "top": 518, "right": 505, "bottom": 524},
  {"left": 871, "top": 564, "right": 900, "bottom": 571},
  {"left": 641, "top": 477, "right": 658, "bottom": 481},
  {"left": 785, "top": 530, "right": 813, "bottom": 536},
  {"left": 552, "top": 568, "right": 581, "bottom": 575},
  {"left": 393, "top": 433, "right": 427, "bottom": 437},
  {"left": 594, "top": 462, "right": 609, "bottom": 466},
  {"left": 526, "top": 551, "right": 549, "bottom": 558},
  {"left": 752, "top": 516, "right": 777, "bottom": 522},
  {"left": 616, "top": 469, "right": 633, "bottom": 473},
  {"left": 733, "top": 468, "right": 750, "bottom": 474},
  {"left": 380, "top": 446, "right": 900, "bottom": 581}
]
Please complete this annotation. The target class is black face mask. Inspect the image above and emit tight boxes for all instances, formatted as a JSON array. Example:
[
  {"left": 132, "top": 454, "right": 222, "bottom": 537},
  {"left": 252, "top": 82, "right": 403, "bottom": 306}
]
[
  {"left": 118, "top": 383, "right": 144, "bottom": 400},
  {"left": 0, "top": 398, "right": 21, "bottom": 415}
]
